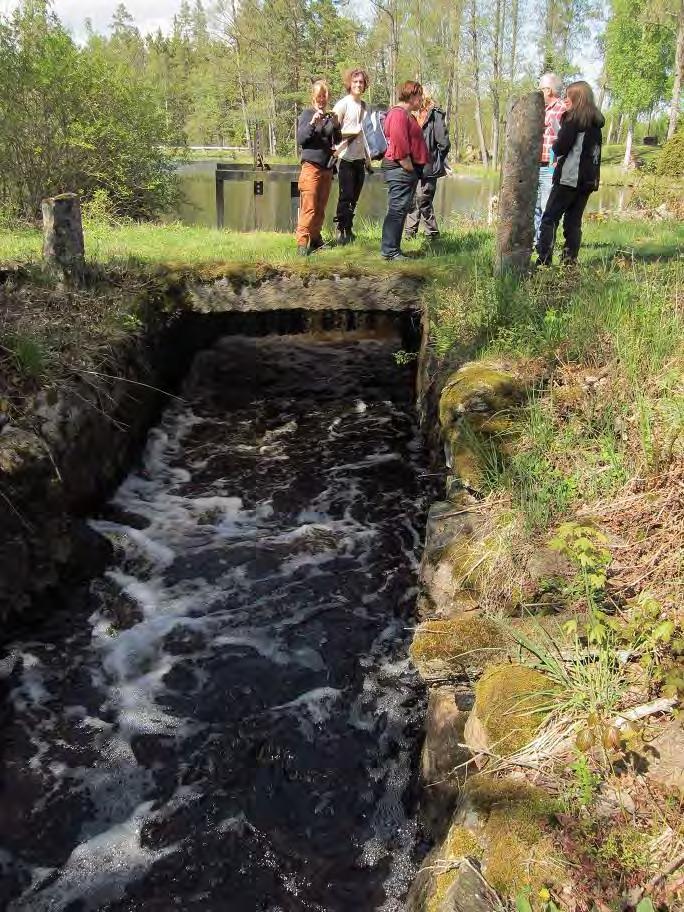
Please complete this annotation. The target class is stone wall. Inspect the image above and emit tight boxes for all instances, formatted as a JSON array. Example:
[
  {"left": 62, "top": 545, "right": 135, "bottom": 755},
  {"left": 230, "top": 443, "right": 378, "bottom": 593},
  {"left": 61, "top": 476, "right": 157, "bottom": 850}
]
[{"left": 407, "top": 356, "right": 563, "bottom": 910}]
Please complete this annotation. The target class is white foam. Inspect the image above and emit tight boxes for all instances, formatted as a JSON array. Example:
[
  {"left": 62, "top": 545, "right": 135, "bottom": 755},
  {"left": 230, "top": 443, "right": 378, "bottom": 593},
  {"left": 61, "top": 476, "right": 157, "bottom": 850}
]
[{"left": 8, "top": 802, "right": 176, "bottom": 912}]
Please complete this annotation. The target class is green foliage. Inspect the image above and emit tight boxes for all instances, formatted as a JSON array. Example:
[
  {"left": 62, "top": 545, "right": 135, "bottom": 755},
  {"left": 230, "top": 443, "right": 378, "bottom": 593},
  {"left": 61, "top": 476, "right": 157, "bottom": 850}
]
[
  {"left": 0, "top": 1, "right": 180, "bottom": 219},
  {"left": 393, "top": 349, "right": 418, "bottom": 366},
  {"left": 515, "top": 887, "right": 561, "bottom": 912},
  {"left": 605, "top": 0, "right": 674, "bottom": 118},
  {"left": 655, "top": 129, "right": 684, "bottom": 178},
  {"left": 567, "top": 754, "right": 601, "bottom": 807},
  {"left": 0, "top": 332, "right": 49, "bottom": 379},
  {"left": 548, "top": 521, "right": 611, "bottom": 595}
]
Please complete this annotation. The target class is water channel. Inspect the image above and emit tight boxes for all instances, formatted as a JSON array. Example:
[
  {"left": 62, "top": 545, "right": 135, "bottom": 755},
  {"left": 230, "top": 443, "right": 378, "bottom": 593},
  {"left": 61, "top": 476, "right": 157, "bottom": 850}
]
[
  {"left": 0, "top": 326, "right": 437, "bottom": 911},
  {"left": 174, "top": 159, "right": 633, "bottom": 231}
]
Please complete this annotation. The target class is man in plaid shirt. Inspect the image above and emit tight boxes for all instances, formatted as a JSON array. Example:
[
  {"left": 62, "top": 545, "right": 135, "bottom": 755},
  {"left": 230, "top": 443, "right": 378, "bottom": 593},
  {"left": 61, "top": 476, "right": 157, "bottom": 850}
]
[{"left": 535, "top": 73, "right": 566, "bottom": 244}]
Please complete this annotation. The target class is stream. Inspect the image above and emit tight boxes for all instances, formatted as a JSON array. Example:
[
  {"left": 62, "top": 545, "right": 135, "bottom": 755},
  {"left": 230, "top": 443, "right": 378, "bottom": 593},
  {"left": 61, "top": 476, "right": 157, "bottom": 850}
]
[{"left": 0, "top": 330, "right": 435, "bottom": 911}]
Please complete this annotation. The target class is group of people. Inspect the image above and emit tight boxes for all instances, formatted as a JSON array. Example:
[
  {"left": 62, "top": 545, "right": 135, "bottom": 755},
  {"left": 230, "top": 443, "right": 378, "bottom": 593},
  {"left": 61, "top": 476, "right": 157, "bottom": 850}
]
[
  {"left": 295, "top": 67, "right": 605, "bottom": 266},
  {"left": 295, "top": 70, "right": 450, "bottom": 261}
]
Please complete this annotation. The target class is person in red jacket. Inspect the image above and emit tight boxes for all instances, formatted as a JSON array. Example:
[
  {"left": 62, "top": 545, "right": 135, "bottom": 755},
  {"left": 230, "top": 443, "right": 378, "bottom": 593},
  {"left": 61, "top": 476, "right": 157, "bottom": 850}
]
[{"left": 380, "top": 81, "right": 429, "bottom": 260}]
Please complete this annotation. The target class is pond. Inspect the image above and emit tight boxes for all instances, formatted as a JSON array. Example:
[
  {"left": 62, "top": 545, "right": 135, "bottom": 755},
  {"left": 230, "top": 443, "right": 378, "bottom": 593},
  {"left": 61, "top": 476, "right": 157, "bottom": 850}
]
[{"left": 173, "top": 160, "right": 633, "bottom": 232}]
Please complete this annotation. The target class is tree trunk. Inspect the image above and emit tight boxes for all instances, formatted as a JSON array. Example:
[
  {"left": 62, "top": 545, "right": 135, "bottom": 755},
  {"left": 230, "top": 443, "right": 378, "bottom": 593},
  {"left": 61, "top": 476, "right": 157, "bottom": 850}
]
[
  {"left": 509, "top": 0, "right": 519, "bottom": 81},
  {"left": 596, "top": 75, "right": 607, "bottom": 110},
  {"left": 495, "top": 92, "right": 545, "bottom": 275},
  {"left": 42, "top": 192, "right": 85, "bottom": 275},
  {"left": 668, "top": 0, "right": 684, "bottom": 140},
  {"left": 623, "top": 119, "right": 634, "bottom": 170},
  {"left": 469, "top": 0, "right": 489, "bottom": 167},
  {"left": 490, "top": 0, "right": 502, "bottom": 165},
  {"left": 228, "top": 0, "right": 251, "bottom": 149},
  {"left": 390, "top": 12, "right": 399, "bottom": 104},
  {"left": 606, "top": 118, "right": 614, "bottom": 145}
]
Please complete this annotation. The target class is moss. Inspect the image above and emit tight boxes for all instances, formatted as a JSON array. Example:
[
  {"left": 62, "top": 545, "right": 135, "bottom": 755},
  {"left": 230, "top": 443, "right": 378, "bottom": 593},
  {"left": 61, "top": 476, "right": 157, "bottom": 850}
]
[
  {"left": 440, "top": 363, "right": 527, "bottom": 493},
  {"left": 425, "top": 825, "right": 485, "bottom": 912},
  {"left": 439, "top": 361, "right": 526, "bottom": 430},
  {"left": 442, "top": 823, "right": 484, "bottom": 861},
  {"left": 410, "top": 616, "right": 507, "bottom": 677},
  {"left": 464, "top": 776, "right": 561, "bottom": 898},
  {"left": 473, "top": 663, "right": 552, "bottom": 755},
  {"left": 440, "top": 534, "right": 492, "bottom": 590}
]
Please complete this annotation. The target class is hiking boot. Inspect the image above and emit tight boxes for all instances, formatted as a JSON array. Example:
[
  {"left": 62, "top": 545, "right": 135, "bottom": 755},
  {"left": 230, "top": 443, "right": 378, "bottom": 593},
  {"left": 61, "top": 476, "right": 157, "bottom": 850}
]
[
  {"left": 297, "top": 245, "right": 310, "bottom": 257},
  {"left": 336, "top": 229, "right": 350, "bottom": 246},
  {"left": 309, "top": 238, "right": 329, "bottom": 252},
  {"left": 382, "top": 252, "right": 410, "bottom": 261}
]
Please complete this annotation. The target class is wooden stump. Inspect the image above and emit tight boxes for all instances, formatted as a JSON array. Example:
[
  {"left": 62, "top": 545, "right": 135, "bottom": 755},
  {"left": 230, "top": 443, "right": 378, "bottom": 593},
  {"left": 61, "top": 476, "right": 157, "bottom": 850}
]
[
  {"left": 494, "top": 92, "right": 545, "bottom": 276},
  {"left": 41, "top": 192, "right": 85, "bottom": 274}
]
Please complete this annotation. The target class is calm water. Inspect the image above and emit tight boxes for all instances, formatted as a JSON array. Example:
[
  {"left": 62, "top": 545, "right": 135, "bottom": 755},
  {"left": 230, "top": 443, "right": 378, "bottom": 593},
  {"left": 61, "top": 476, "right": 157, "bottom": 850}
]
[
  {"left": 174, "top": 160, "right": 633, "bottom": 232},
  {"left": 1, "top": 332, "right": 435, "bottom": 911}
]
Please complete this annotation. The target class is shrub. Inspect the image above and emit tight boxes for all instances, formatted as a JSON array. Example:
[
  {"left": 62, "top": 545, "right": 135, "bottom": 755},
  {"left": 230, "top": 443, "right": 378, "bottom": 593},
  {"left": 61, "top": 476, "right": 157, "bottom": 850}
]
[
  {"left": 655, "top": 129, "right": 684, "bottom": 178},
  {"left": 0, "top": 3, "right": 181, "bottom": 220}
]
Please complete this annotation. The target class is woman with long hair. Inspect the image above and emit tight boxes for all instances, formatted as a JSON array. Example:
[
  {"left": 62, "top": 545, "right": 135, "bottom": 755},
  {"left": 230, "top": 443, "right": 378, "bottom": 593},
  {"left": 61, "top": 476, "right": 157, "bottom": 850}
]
[
  {"left": 295, "top": 80, "right": 341, "bottom": 256},
  {"left": 536, "top": 80, "right": 605, "bottom": 266},
  {"left": 404, "top": 92, "right": 451, "bottom": 240},
  {"left": 332, "top": 68, "right": 371, "bottom": 245}
]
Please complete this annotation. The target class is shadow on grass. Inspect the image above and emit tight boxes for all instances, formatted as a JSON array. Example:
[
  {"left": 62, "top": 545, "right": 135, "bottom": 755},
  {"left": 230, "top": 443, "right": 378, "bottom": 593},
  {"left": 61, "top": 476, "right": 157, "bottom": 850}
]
[
  {"left": 420, "top": 230, "right": 491, "bottom": 258},
  {"left": 583, "top": 240, "right": 683, "bottom": 265}
]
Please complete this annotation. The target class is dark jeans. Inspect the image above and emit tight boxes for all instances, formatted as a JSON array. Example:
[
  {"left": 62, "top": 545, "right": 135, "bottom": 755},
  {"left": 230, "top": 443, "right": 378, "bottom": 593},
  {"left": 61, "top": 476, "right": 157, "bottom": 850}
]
[
  {"left": 537, "top": 184, "right": 591, "bottom": 265},
  {"left": 381, "top": 167, "right": 419, "bottom": 258},
  {"left": 335, "top": 158, "right": 366, "bottom": 231},
  {"left": 405, "top": 177, "right": 439, "bottom": 236}
]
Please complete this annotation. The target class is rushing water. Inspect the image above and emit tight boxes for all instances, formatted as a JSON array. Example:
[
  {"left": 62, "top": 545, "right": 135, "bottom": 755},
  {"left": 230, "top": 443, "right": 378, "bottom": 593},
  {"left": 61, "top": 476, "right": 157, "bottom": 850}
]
[
  {"left": 174, "top": 160, "right": 634, "bottom": 231},
  {"left": 0, "top": 331, "right": 436, "bottom": 911}
]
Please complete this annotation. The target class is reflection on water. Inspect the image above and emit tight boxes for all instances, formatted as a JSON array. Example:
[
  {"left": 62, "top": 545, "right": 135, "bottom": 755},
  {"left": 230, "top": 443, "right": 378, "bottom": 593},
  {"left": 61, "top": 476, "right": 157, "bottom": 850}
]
[{"left": 173, "top": 160, "right": 633, "bottom": 232}]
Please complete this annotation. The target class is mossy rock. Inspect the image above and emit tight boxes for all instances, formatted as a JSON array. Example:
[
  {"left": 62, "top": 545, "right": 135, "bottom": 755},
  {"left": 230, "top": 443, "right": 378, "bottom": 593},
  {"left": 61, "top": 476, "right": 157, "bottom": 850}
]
[
  {"left": 0, "top": 428, "right": 49, "bottom": 475},
  {"left": 420, "top": 497, "right": 493, "bottom": 615},
  {"left": 468, "top": 663, "right": 552, "bottom": 756},
  {"left": 439, "top": 361, "right": 532, "bottom": 494},
  {"left": 410, "top": 617, "right": 507, "bottom": 680},
  {"left": 465, "top": 777, "right": 561, "bottom": 898},
  {"left": 439, "top": 362, "right": 527, "bottom": 429}
]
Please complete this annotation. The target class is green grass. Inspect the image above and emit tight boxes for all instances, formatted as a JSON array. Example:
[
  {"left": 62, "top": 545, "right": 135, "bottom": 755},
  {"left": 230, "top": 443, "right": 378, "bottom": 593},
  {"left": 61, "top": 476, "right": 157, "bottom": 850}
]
[{"left": 0, "top": 218, "right": 496, "bottom": 280}]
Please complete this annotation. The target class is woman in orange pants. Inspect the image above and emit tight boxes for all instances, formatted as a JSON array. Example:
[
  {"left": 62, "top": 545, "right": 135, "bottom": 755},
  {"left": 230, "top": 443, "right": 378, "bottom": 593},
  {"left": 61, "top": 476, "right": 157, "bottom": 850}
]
[{"left": 295, "top": 81, "right": 341, "bottom": 255}]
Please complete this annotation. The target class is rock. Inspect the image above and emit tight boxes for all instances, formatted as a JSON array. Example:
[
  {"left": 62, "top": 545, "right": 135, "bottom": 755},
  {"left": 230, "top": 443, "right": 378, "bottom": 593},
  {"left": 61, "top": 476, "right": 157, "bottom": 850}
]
[
  {"left": 461, "top": 777, "right": 560, "bottom": 898},
  {"left": 440, "top": 860, "right": 504, "bottom": 912},
  {"left": 438, "top": 361, "right": 532, "bottom": 494},
  {"left": 410, "top": 617, "right": 507, "bottom": 681},
  {"left": 521, "top": 546, "right": 574, "bottom": 610},
  {"left": 466, "top": 663, "right": 551, "bottom": 757},
  {"left": 644, "top": 721, "right": 684, "bottom": 794},
  {"left": 420, "top": 687, "right": 471, "bottom": 838},
  {"left": 420, "top": 492, "right": 488, "bottom": 615}
]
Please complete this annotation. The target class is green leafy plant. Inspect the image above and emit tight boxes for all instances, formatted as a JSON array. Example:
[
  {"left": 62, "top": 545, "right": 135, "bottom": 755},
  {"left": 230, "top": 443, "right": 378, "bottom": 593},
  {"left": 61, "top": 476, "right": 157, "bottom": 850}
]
[
  {"left": 393, "top": 349, "right": 417, "bottom": 366},
  {"left": 548, "top": 521, "right": 611, "bottom": 597},
  {"left": 567, "top": 754, "right": 601, "bottom": 807}
]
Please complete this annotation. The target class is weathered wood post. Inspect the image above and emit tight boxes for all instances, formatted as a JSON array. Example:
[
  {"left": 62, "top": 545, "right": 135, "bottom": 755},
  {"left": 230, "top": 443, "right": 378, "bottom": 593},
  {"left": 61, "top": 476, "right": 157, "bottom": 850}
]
[
  {"left": 41, "top": 192, "right": 85, "bottom": 275},
  {"left": 494, "top": 92, "right": 545, "bottom": 276}
]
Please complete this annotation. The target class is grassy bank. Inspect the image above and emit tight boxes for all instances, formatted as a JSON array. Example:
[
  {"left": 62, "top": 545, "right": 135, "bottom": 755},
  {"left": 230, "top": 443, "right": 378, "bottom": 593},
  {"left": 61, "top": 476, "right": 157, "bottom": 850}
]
[
  {"left": 425, "top": 220, "right": 683, "bottom": 908},
  {"left": 0, "top": 216, "right": 679, "bottom": 271}
]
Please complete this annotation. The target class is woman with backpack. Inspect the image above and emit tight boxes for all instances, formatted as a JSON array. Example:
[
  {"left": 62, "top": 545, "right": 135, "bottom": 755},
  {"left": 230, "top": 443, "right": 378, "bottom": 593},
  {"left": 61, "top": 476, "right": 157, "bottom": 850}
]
[
  {"left": 404, "top": 93, "right": 451, "bottom": 240},
  {"left": 333, "top": 68, "right": 372, "bottom": 245},
  {"left": 536, "top": 80, "right": 605, "bottom": 266},
  {"left": 295, "top": 80, "right": 341, "bottom": 256},
  {"left": 380, "top": 81, "right": 429, "bottom": 261}
]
